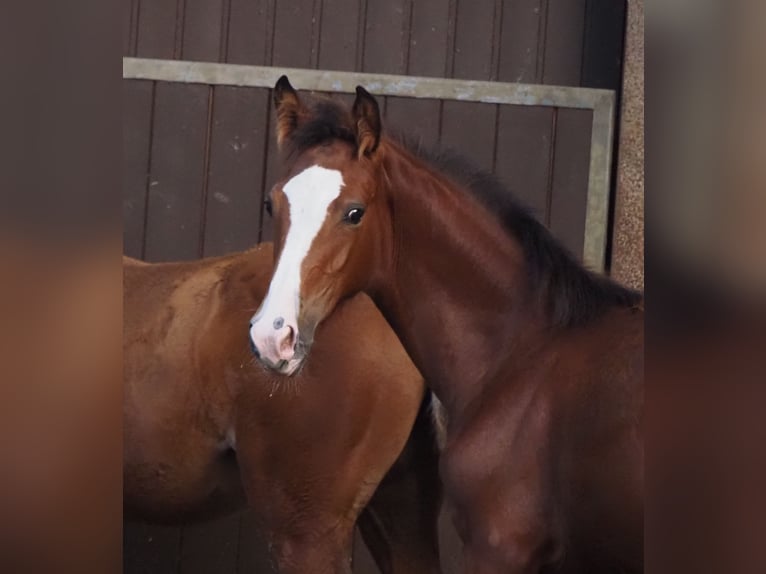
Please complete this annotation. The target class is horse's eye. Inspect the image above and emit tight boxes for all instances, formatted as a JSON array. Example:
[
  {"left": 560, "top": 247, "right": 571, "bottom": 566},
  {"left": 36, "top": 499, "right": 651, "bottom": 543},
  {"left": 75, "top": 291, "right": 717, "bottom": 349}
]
[
  {"left": 264, "top": 197, "right": 273, "bottom": 217},
  {"left": 343, "top": 207, "right": 365, "bottom": 225}
]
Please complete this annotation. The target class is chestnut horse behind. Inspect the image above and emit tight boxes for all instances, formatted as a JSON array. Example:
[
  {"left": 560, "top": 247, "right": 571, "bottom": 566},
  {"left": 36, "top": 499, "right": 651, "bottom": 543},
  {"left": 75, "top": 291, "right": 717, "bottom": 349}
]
[
  {"left": 249, "top": 79, "right": 644, "bottom": 573},
  {"left": 124, "top": 244, "right": 442, "bottom": 574}
]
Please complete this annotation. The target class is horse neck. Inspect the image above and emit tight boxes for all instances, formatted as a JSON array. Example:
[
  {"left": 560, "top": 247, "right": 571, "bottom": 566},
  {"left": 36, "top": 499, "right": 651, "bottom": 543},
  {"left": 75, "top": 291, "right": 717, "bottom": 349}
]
[{"left": 369, "top": 144, "right": 546, "bottom": 412}]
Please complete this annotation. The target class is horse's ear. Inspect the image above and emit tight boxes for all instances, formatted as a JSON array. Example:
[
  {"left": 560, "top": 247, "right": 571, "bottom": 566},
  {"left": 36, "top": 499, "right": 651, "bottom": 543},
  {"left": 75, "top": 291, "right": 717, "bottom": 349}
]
[
  {"left": 273, "top": 75, "right": 303, "bottom": 147},
  {"left": 352, "top": 86, "right": 381, "bottom": 158}
]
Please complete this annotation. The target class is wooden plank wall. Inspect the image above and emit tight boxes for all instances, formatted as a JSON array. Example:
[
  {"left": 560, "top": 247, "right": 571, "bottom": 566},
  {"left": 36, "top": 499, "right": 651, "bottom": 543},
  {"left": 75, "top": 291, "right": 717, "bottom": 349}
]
[{"left": 123, "top": 1, "right": 626, "bottom": 573}]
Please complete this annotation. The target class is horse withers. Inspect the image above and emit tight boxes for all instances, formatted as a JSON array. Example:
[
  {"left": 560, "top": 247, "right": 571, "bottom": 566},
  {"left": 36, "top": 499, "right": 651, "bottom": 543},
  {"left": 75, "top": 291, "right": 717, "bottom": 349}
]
[
  {"left": 249, "top": 78, "right": 644, "bottom": 573},
  {"left": 124, "top": 244, "right": 442, "bottom": 574}
]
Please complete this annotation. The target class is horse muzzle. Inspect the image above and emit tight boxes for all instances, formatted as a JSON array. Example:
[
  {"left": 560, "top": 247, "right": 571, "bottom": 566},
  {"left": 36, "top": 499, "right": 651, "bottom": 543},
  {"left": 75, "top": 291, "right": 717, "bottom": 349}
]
[{"left": 249, "top": 317, "right": 307, "bottom": 376}]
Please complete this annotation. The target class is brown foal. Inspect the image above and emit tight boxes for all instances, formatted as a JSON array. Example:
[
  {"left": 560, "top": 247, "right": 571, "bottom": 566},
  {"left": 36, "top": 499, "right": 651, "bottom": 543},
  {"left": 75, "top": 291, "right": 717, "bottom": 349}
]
[
  {"left": 124, "top": 244, "right": 443, "bottom": 574},
  {"left": 249, "top": 78, "right": 644, "bottom": 573}
]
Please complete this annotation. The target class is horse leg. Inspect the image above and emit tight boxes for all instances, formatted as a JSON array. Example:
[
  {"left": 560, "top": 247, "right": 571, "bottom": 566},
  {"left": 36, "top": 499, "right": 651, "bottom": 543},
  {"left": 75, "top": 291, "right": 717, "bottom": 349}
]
[
  {"left": 460, "top": 521, "right": 558, "bottom": 574},
  {"left": 357, "top": 400, "right": 443, "bottom": 574},
  {"left": 236, "top": 441, "right": 361, "bottom": 574},
  {"left": 462, "top": 541, "right": 547, "bottom": 574},
  {"left": 266, "top": 520, "right": 356, "bottom": 574}
]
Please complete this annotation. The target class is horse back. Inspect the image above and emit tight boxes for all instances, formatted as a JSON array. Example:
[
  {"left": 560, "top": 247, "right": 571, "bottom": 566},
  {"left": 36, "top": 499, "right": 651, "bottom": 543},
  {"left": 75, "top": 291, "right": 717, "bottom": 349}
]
[
  {"left": 123, "top": 246, "right": 426, "bottom": 523},
  {"left": 122, "top": 248, "right": 274, "bottom": 519}
]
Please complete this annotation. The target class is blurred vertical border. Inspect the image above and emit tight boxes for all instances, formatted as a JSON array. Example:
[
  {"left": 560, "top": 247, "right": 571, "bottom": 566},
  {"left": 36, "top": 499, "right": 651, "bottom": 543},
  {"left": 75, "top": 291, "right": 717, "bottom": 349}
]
[
  {"left": 0, "top": 0, "right": 122, "bottom": 572},
  {"left": 647, "top": 1, "right": 766, "bottom": 573}
]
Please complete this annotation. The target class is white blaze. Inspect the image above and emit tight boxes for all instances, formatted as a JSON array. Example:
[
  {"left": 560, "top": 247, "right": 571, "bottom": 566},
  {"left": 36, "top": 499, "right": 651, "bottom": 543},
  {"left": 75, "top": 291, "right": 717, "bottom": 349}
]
[{"left": 250, "top": 165, "right": 344, "bottom": 349}]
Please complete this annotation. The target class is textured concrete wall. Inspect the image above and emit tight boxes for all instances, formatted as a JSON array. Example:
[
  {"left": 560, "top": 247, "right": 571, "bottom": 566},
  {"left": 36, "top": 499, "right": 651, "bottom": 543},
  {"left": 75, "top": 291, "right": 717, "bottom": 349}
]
[{"left": 611, "top": 0, "right": 644, "bottom": 289}]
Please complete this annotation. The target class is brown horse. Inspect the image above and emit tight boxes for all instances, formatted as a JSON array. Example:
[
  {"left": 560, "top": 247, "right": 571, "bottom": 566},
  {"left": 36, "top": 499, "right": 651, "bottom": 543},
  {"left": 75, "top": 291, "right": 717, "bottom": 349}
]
[
  {"left": 249, "top": 78, "right": 644, "bottom": 573},
  {"left": 123, "top": 244, "right": 443, "bottom": 574}
]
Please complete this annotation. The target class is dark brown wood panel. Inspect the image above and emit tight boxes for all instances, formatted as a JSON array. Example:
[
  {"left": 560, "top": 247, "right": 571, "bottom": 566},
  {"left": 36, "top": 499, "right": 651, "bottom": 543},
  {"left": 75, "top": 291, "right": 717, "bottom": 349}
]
[
  {"left": 202, "top": 86, "right": 270, "bottom": 257},
  {"left": 237, "top": 511, "right": 277, "bottom": 573},
  {"left": 179, "top": 515, "right": 241, "bottom": 574},
  {"left": 135, "top": 0, "right": 179, "bottom": 59},
  {"left": 332, "top": 92, "right": 357, "bottom": 109},
  {"left": 549, "top": 108, "right": 593, "bottom": 257},
  {"left": 494, "top": 106, "right": 555, "bottom": 221},
  {"left": 385, "top": 97, "right": 441, "bottom": 148},
  {"left": 352, "top": 529, "right": 379, "bottom": 574},
  {"left": 225, "top": 0, "right": 274, "bottom": 65},
  {"left": 123, "top": 80, "right": 154, "bottom": 259},
  {"left": 440, "top": 101, "right": 497, "bottom": 174},
  {"left": 362, "top": 0, "right": 409, "bottom": 74},
  {"left": 124, "top": 0, "right": 138, "bottom": 56},
  {"left": 385, "top": 0, "right": 450, "bottom": 148},
  {"left": 226, "top": 0, "right": 276, "bottom": 248},
  {"left": 129, "top": 0, "right": 626, "bottom": 92},
  {"left": 181, "top": 0, "right": 226, "bottom": 62},
  {"left": 272, "top": 0, "right": 319, "bottom": 69},
  {"left": 438, "top": 506, "right": 463, "bottom": 574},
  {"left": 440, "top": 0, "right": 499, "bottom": 176},
  {"left": 451, "top": 0, "right": 499, "bottom": 81},
  {"left": 408, "top": 0, "right": 450, "bottom": 78},
  {"left": 144, "top": 82, "right": 211, "bottom": 262},
  {"left": 542, "top": 0, "right": 587, "bottom": 85},
  {"left": 318, "top": 0, "right": 363, "bottom": 71},
  {"left": 123, "top": 523, "right": 181, "bottom": 574},
  {"left": 495, "top": 0, "right": 553, "bottom": 221},
  {"left": 497, "top": 0, "right": 544, "bottom": 83}
]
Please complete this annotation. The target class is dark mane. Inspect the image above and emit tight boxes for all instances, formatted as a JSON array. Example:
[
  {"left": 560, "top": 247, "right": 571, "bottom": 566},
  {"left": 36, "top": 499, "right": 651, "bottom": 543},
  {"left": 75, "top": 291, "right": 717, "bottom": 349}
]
[
  {"left": 398, "top": 136, "right": 642, "bottom": 327},
  {"left": 285, "top": 95, "right": 642, "bottom": 327}
]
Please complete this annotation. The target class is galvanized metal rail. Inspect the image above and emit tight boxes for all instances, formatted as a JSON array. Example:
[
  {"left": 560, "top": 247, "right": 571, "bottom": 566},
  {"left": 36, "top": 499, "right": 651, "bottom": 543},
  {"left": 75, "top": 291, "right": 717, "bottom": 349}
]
[{"left": 123, "top": 57, "right": 615, "bottom": 270}]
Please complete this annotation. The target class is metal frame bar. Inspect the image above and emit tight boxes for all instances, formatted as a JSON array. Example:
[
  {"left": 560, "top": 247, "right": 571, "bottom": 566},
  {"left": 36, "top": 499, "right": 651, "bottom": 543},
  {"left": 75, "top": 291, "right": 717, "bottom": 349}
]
[{"left": 123, "top": 57, "right": 615, "bottom": 270}]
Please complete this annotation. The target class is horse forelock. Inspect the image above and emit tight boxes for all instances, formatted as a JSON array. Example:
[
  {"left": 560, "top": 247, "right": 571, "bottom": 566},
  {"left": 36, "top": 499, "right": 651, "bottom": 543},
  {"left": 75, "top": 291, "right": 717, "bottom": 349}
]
[{"left": 285, "top": 97, "right": 357, "bottom": 158}]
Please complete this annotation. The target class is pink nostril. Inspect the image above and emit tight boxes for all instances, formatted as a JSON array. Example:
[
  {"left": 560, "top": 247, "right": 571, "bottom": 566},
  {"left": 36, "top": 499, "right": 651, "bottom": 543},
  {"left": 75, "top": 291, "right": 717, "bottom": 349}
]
[{"left": 277, "top": 326, "right": 296, "bottom": 359}]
